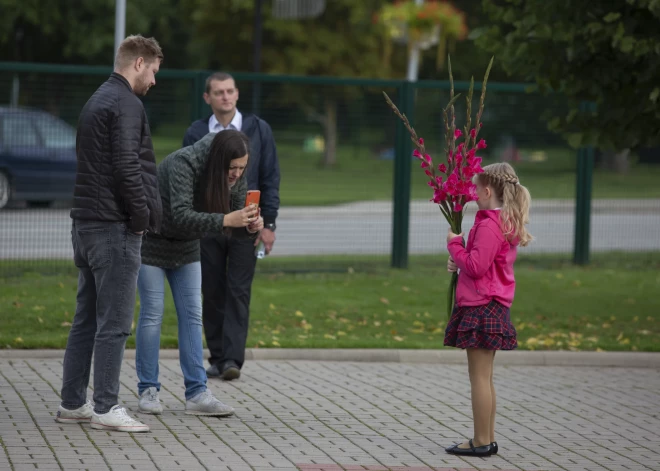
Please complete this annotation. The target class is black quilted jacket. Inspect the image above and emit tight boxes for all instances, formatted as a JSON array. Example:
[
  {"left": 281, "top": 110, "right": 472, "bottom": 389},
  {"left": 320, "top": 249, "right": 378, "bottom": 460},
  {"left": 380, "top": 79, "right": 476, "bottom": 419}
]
[{"left": 70, "top": 73, "right": 162, "bottom": 233}]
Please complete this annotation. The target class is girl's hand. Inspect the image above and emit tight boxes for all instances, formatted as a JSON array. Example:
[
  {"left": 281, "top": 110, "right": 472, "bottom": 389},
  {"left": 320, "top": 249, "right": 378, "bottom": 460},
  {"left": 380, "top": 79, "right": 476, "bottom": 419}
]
[
  {"left": 223, "top": 204, "right": 259, "bottom": 228},
  {"left": 447, "top": 227, "right": 463, "bottom": 244},
  {"left": 447, "top": 256, "right": 458, "bottom": 273},
  {"left": 247, "top": 215, "right": 264, "bottom": 234}
]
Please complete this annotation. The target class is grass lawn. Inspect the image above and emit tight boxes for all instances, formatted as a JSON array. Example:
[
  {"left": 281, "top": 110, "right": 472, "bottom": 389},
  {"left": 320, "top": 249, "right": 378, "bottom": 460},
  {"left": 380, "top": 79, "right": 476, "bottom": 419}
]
[
  {"left": 152, "top": 134, "right": 660, "bottom": 206},
  {"left": 1, "top": 253, "right": 658, "bottom": 352}
]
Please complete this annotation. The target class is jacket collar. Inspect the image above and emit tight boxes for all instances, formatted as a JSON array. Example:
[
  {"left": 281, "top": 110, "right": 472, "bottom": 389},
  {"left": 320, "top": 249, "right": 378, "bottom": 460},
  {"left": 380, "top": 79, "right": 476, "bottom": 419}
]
[{"left": 109, "top": 72, "right": 134, "bottom": 93}]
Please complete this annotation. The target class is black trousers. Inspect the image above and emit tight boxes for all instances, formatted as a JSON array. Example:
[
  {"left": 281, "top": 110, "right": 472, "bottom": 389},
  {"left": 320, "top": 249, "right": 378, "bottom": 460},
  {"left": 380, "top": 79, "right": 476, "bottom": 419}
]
[{"left": 201, "top": 235, "right": 257, "bottom": 369}]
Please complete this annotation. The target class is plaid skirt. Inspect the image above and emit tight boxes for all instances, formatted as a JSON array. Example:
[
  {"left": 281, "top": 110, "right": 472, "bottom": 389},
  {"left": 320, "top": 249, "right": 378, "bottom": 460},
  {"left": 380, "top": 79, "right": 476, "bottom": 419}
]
[{"left": 444, "top": 300, "right": 518, "bottom": 350}]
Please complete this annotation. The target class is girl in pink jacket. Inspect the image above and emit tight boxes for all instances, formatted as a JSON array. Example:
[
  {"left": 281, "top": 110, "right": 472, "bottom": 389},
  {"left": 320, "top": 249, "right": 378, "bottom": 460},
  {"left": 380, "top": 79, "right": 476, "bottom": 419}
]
[{"left": 444, "top": 162, "right": 533, "bottom": 458}]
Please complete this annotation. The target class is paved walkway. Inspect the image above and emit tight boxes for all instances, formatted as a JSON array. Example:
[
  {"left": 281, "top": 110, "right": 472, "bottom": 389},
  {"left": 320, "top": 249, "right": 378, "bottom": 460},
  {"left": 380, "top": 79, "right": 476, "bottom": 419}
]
[{"left": 0, "top": 358, "right": 658, "bottom": 471}]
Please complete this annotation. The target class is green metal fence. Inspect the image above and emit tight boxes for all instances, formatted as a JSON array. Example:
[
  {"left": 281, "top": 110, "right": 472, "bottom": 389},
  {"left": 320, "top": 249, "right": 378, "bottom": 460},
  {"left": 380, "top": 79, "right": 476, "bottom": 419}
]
[{"left": 0, "top": 62, "right": 657, "bottom": 277}]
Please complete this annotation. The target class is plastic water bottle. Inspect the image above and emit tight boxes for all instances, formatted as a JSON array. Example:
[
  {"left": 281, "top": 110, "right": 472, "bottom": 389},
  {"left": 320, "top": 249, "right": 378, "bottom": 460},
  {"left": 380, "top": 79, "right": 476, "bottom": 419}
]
[{"left": 255, "top": 240, "right": 266, "bottom": 259}]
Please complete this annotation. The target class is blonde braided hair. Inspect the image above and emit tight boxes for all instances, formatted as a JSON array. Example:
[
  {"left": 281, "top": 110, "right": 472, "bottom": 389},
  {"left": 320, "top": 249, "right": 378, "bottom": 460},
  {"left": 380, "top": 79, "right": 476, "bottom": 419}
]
[{"left": 476, "top": 162, "right": 533, "bottom": 247}]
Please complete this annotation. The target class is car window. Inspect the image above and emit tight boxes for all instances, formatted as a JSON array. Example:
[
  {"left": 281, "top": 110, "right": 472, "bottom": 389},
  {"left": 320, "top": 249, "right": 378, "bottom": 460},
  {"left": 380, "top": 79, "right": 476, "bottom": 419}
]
[
  {"left": 3, "top": 115, "right": 40, "bottom": 147},
  {"left": 33, "top": 113, "right": 76, "bottom": 148}
]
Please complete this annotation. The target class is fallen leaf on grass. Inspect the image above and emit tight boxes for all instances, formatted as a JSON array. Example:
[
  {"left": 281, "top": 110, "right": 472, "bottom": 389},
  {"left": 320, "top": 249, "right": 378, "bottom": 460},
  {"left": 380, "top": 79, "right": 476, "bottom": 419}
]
[
  {"left": 295, "top": 310, "right": 304, "bottom": 317},
  {"left": 402, "top": 286, "right": 410, "bottom": 292},
  {"left": 32, "top": 306, "right": 45, "bottom": 311},
  {"left": 61, "top": 322, "right": 72, "bottom": 327},
  {"left": 37, "top": 317, "right": 43, "bottom": 324},
  {"left": 271, "top": 341, "right": 281, "bottom": 347},
  {"left": 58, "top": 282, "right": 64, "bottom": 288},
  {"left": 269, "top": 303, "right": 276, "bottom": 310},
  {"left": 380, "top": 297, "right": 389, "bottom": 305},
  {"left": 337, "top": 331, "right": 347, "bottom": 336},
  {"left": 324, "top": 334, "right": 336, "bottom": 340},
  {"left": 12, "top": 301, "right": 23, "bottom": 308},
  {"left": 373, "top": 321, "right": 381, "bottom": 327},
  {"left": 14, "top": 337, "right": 23, "bottom": 343},
  {"left": 393, "top": 336, "right": 404, "bottom": 342}
]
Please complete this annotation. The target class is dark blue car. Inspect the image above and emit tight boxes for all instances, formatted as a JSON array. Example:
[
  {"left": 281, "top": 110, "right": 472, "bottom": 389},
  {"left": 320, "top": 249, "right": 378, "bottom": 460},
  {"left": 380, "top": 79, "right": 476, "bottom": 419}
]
[{"left": 0, "top": 106, "right": 77, "bottom": 209}]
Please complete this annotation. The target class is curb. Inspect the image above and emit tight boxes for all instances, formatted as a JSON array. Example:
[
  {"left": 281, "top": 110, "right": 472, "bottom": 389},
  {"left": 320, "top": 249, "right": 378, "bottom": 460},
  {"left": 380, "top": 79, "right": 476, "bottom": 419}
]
[{"left": 1, "top": 349, "right": 659, "bottom": 368}]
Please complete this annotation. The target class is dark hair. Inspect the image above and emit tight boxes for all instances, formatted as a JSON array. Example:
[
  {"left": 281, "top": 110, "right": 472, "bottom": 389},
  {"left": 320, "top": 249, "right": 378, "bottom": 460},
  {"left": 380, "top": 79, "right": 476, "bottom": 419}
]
[
  {"left": 114, "top": 35, "right": 163, "bottom": 70},
  {"left": 203, "top": 130, "right": 250, "bottom": 218},
  {"left": 205, "top": 71, "right": 236, "bottom": 93}
]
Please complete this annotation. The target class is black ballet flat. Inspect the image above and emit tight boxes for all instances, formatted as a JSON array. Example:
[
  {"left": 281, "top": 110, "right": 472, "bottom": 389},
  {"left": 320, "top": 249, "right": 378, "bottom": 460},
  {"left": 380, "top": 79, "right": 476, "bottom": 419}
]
[
  {"left": 445, "top": 438, "right": 492, "bottom": 457},
  {"left": 491, "top": 441, "right": 498, "bottom": 454}
]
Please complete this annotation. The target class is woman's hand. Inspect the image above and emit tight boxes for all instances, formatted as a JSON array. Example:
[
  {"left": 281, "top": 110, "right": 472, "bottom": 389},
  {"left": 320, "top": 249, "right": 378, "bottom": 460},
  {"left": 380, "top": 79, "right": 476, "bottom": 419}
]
[
  {"left": 223, "top": 204, "right": 259, "bottom": 228},
  {"left": 247, "top": 215, "right": 264, "bottom": 234},
  {"left": 447, "top": 256, "right": 458, "bottom": 273},
  {"left": 447, "top": 227, "right": 463, "bottom": 244}
]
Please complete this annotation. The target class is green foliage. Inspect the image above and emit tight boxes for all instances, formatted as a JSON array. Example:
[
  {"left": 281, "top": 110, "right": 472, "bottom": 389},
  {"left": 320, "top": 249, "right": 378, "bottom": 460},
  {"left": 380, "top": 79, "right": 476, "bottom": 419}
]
[
  {"left": 0, "top": 0, "right": 191, "bottom": 67},
  {"left": 473, "top": 0, "right": 660, "bottom": 151},
  {"left": 184, "top": 0, "right": 393, "bottom": 77}
]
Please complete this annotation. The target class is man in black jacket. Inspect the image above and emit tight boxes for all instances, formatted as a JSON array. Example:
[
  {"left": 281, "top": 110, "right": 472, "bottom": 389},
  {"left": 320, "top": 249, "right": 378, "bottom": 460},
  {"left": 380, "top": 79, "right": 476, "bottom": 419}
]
[
  {"left": 183, "top": 72, "right": 280, "bottom": 381},
  {"left": 56, "top": 35, "right": 163, "bottom": 433}
]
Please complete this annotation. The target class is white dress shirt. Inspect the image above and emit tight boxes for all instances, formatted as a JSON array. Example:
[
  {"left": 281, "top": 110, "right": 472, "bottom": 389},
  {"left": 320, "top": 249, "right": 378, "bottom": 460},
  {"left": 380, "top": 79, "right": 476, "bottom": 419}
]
[{"left": 208, "top": 110, "right": 243, "bottom": 133}]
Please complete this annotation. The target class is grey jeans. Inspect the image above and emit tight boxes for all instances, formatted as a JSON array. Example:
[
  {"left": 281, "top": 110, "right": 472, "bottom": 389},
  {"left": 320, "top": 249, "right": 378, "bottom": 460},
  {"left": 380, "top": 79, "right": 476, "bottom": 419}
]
[{"left": 60, "top": 220, "right": 142, "bottom": 414}]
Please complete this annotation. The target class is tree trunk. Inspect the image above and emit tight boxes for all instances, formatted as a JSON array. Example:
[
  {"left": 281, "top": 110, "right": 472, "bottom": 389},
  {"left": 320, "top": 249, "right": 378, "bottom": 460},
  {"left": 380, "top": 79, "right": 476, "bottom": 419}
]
[
  {"left": 600, "top": 149, "right": 630, "bottom": 174},
  {"left": 321, "top": 97, "right": 338, "bottom": 167}
]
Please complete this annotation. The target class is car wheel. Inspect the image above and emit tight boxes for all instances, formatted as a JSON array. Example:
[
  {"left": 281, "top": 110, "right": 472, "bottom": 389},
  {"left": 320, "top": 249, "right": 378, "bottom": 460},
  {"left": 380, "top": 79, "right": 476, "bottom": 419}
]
[{"left": 0, "top": 171, "right": 11, "bottom": 210}]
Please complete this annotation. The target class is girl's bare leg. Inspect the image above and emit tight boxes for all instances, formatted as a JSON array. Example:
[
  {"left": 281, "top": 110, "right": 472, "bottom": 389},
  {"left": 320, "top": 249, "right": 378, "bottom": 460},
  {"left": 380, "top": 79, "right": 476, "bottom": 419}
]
[{"left": 456, "top": 348, "right": 495, "bottom": 448}]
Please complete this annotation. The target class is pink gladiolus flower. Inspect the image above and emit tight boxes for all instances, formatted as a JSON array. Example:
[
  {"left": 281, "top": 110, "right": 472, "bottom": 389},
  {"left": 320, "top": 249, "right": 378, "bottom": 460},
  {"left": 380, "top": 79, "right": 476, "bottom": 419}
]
[
  {"left": 454, "top": 129, "right": 463, "bottom": 138},
  {"left": 477, "top": 139, "right": 487, "bottom": 150},
  {"left": 432, "top": 188, "right": 447, "bottom": 203},
  {"left": 438, "top": 163, "right": 447, "bottom": 173},
  {"left": 427, "top": 180, "right": 435, "bottom": 188},
  {"left": 424, "top": 169, "right": 432, "bottom": 177},
  {"left": 444, "top": 172, "right": 460, "bottom": 196},
  {"left": 413, "top": 149, "right": 423, "bottom": 159},
  {"left": 454, "top": 202, "right": 463, "bottom": 212},
  {"left": 424, "top": 153, "right": 432, "bottom": 164},
  {"left": 420, "top": 160, "right": 430, "bottom": 169},
  {"left": 457, "top": 142, "right": 465, "bottom": 153},
  {"left": 469, "top": 184, "right": 479, "bottom": 201},
  {"left": 479, "top": 122, "right": 483, "bottom": 128},
  {"left": 435, "top": 176, "right": 444, "bottom": 186},
  {"left": 466, "top": 148, "right": 476, "bottom": 161},
  {"left": 470, "top": 128, "right": 476, "bottom": 139},
  {"left": 418, "top": 138, "right": 424, "bottom": 145}
]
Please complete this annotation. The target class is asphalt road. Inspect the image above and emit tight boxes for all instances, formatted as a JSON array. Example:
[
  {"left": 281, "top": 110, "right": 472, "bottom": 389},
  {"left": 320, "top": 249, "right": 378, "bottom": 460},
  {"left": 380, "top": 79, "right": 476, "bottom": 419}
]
[{"left": 1, "top": 199, "right": 659, "bottom": 259}]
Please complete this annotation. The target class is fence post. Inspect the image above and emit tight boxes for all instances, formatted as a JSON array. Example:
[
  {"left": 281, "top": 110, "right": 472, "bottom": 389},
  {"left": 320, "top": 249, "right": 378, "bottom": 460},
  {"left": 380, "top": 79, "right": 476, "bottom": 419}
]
[
  {"left": 391, "top": 81, "right": 414, "bottom": 269},
  {"left": 573, "top": 102, "right": 596, "bottom": 265},
  {"left": 191, "top": 72, "right": 207, "bottom": 122}
]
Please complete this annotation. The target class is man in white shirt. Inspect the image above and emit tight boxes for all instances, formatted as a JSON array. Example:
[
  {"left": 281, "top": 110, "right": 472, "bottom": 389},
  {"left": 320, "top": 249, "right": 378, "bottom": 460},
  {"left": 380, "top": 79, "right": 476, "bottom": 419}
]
[{"left": 183, "top": 72, "right": 280, "bottom": 381}]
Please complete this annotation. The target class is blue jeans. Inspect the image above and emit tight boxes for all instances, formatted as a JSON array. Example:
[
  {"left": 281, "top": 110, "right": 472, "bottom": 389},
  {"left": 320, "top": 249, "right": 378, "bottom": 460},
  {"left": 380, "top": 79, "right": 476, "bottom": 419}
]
[
  {"left": 61, "top": 220, "right": 142, "bottom": 414},
  {"left": 135, "top": 262, "right": 207, "bottom": 400}
]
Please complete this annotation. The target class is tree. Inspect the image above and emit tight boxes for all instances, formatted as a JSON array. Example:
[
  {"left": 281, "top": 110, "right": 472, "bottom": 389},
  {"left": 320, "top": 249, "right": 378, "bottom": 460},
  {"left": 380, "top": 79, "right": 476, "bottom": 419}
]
[
  {"left": 185, "top": 0, "right": 396, "bottom": 166},
  {"left": 472, "top": 0, "right": 660, "bottom": 171},
  {"left": 0, "top": 0, "right": 191, "bottom": 67}
]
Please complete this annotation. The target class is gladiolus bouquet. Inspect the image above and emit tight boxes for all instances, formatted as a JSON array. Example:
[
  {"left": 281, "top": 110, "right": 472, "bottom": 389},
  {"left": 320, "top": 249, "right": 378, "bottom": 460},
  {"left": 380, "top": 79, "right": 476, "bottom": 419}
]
[{"left": 383, "top": 56, "right": 494, "bottom": 317}]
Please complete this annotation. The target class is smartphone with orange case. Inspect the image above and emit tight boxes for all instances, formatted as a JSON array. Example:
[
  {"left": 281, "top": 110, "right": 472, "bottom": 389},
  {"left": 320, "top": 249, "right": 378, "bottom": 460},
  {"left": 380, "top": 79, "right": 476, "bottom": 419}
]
[{"left": 245, "top": 190, "right": 261, "bottom": 208}]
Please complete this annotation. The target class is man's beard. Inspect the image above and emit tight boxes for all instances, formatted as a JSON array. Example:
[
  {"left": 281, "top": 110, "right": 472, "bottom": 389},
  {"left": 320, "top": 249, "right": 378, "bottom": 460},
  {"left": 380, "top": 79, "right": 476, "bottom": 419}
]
[{"left": 135, "top": 75, "right": 151, "bottom": 96}]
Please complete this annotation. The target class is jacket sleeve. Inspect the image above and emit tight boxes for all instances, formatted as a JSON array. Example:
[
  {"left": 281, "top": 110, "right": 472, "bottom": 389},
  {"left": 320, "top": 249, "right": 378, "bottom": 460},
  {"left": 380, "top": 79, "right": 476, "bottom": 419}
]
[
  {"left": 167, "top": 154, "right": 226, "bottom": 235},
  {"left": 110, "top": 96, "right": 149, "bottom": 232},
  {"left": 448, "top": 225, "right": 502, "bottom": 278},
  {"left": 257, "top": 120, "right": 280, "bottom": 225}
]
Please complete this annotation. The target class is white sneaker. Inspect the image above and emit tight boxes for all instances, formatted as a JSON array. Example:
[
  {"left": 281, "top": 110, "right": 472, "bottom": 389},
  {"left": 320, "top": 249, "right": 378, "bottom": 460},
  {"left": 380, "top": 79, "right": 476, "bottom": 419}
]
[
  {"left": 55, "top": 400, "right": 94, "bottom": 423},
  {"left": 91, "top": 405, "right": 150, "bottom": 432},
  {"left": 185, "top": 390, "right": 235, "bottom": 417},
  {"left": 138, "top": 387, "right": 163, "bottom": 415}
]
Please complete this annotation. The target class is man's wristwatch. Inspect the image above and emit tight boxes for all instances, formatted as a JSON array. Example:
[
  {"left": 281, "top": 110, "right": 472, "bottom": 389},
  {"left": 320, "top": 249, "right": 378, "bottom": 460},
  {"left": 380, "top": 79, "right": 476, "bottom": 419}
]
[{"left": 265, "top": 223, "right": 276, "bottom": 232}]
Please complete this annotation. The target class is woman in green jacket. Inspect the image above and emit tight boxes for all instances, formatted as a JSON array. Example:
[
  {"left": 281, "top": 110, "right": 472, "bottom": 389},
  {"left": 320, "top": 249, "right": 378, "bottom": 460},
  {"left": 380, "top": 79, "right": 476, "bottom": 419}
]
[{"left": 135, "top": 130, "right": 262, "bottom": 416}]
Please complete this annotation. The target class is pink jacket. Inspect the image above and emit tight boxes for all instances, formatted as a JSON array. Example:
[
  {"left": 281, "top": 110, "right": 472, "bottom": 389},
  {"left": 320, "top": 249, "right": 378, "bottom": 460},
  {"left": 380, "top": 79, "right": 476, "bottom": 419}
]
[{"left": 447, "top": 209, "right": 518, "bottom": 308}]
